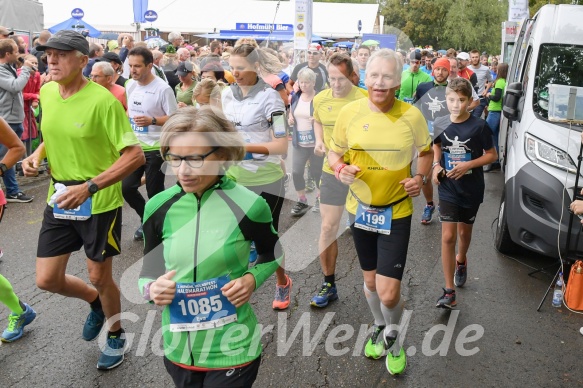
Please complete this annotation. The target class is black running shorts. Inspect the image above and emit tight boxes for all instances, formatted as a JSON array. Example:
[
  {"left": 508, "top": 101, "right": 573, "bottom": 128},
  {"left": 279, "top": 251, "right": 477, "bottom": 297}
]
[
  {"left": 37, "top": 205, "right": 122, "bottom": 261},
  {"left": 164, "top": 356, "right": 261, "bottom": 388},
  {"left": 319, "top": 172, "right": 349, "bottom": 206},
  {"left": 438, "top": 200, "right": 480, "bottom": 225},
  {"left": 348, "top": 215, "right": 412, "bottom": 280}
]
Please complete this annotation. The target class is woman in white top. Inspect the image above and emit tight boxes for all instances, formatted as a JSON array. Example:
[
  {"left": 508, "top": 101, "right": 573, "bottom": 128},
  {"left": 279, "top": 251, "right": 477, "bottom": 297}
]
[
  {"left": 288, "top": 67, "right": 323, "bottom": 216},
  {"left": 221, "top": 44, "right": 293, "bottom": 310}
]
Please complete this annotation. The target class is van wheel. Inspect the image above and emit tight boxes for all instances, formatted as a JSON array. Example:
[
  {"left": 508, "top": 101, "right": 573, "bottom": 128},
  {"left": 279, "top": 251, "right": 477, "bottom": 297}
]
[{"left": 495, "top": 190, "right": 516, "bottom": 254}]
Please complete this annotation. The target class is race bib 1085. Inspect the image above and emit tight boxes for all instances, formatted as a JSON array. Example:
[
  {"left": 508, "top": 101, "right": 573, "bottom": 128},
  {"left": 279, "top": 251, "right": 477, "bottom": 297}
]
[{"left": 168, "top": 274, "right": 237, "bottom": 332}]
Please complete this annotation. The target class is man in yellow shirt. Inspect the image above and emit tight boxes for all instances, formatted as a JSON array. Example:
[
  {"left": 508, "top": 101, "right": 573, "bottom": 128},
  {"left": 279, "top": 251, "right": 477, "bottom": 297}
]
[
  {"left": 310, "top": 53, "right": 367, "bottom": 308},
  {"left": 329, "top": 49, "right": 432, "bottom": 376}
]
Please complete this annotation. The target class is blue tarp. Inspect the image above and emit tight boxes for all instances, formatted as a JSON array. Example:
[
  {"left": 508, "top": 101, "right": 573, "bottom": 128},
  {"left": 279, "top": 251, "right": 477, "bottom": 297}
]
[
  {"left": 197, "top": 30, "right": 326, "bottom": 42},
  {"left": 361, "top": 33, "right": 397, "bottom": 50},
  {"left": 333, "top": 41, "right": 355, "bottom": 48},
  {"left": 133, "top": 0, "right": 148, "bottom": 23},
  {"left": 48, "top": 18, "right": 101, "bottom": 38}
]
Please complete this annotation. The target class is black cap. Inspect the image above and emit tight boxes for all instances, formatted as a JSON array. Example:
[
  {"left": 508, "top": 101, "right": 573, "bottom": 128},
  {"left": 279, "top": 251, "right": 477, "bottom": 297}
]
[
  {"left": 409, "top": 51, "right": 421, "bottom": 61},
  {"left": 97, "top": 52, "right": 123, "bottom": 66},
  {"left": 176, "top": 61, "right": 193, "bottom": 76},
  {"left": 36, "top": 30, "right": 89, "bottom": 55}
]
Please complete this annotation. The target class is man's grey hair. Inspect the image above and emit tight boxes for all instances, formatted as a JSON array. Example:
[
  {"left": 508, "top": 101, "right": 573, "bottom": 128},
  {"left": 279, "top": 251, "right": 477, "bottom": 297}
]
[
  {"left": 366, "top": 49, "right": 403, "bottom": 83},
  {"left": 152, "top": 50, "right": 163, "bottom": 61},
  {"left": 88, "top": 43, "right": 102, "bottom": 58},
  {"left": 93, "top": 61, "right": 114, "bottom": 77},
  {"left": 177, "top": 48, "right": 189, "bottom": 57},
  {"left": 168, "top": 31, "right": 182, "bottom": 43}
]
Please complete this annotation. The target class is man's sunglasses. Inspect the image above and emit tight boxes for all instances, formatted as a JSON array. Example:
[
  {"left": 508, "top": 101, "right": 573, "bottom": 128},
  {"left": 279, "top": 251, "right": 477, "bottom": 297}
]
[{"left": 307, "top": 51, "right": 320, "bottom": 55}]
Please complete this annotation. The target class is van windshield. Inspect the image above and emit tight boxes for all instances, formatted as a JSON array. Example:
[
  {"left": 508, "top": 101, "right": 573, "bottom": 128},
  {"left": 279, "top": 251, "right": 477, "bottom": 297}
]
[{"left": 533, "top": 44, "right": 583, "bottom": 123}]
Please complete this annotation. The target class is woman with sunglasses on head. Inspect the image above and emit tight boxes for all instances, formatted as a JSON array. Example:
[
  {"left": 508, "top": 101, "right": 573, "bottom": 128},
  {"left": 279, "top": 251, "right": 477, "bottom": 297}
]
[
  {"left": 139, "top": 107, "right": 282, "bottom": 388},
  {"left": 222, "top": 44, "right": 293, "bottom": 310}
]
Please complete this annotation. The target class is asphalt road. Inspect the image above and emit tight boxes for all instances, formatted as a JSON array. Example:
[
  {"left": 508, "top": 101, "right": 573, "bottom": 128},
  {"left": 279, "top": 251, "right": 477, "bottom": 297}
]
[{"left": 1, "top": 169, "right": 583, "bottom": 387}]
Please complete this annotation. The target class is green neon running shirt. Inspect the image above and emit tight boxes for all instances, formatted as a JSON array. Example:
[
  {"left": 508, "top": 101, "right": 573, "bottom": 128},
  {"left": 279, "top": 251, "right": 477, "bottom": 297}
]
[
  {"left": 40, "top": 81, "right": 139, "bottom": 214},
  {"left": 139, "top": 176, "right": 282, "bottom": 369}
]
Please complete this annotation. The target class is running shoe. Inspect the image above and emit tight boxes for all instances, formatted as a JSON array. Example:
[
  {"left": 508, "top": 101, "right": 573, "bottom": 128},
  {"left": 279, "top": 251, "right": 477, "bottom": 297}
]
[
  {"left": 384, "top": 334, "right": 407, "bottom": 375},
  {"left": 454, "top": 261, "right": 467, "bottom": 287},
  {"left": 97, "top": 331, "right": 127, "bottom": 370},
  {"left": 133, "top": 224, "right": 144, "bottom": 241},
  {"left": 1, "top": 303, "right": 36, "bottom": 343},
  {"left": 345, "top": 217, "right": 352, "bottom": 232},
  {"left": 421, "top": 204, "right": 435, "bottom": 225},
  {"left": 364, "top": 324, "right": 386, "bottom": 359},
  {"left": 83, "top": 308, "right": 105, "bottom": 341},
  {"left": 436, "top": 288, "right": 457, "bottom": 309},
  {"left": 248, "top": 242, "right": 257, "bottom": 265},
  {"left": 310, "top": 282, "right": 338, "bottom": 307},
  {"left": 5, "top": 192, "right": 33, "bottom": 203},
  {"left": 311, "top": 197, "right": 320, "bottom": 213},
  {"left": 283, "top": 173, "right": 291, "bottom": 192},
  {"left": 291, "top": 201, "right": 309, "bottom": 217},
  {"left": 272, "top": 275, "right": 292, "bottom": 310},
  {"left": 305, "top": 178, "right": 316, "bottom": 193}
]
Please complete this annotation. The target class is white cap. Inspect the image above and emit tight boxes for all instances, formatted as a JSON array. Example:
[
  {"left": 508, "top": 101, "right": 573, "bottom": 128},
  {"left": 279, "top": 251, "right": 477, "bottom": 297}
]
[{"left": 456, "top": 52, "right": 470, "bottom": 61}]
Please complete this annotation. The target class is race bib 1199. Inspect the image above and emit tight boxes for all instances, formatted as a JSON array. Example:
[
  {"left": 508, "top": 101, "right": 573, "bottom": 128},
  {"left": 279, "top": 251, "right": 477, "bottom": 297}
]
[{"left": 354, "top": 203, "right": 392, "bottom": 235}]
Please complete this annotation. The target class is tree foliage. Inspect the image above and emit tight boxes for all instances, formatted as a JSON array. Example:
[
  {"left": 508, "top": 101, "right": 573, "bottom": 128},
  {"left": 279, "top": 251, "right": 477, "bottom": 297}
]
[
  {"left": 381, "top": 0, "right": 507, "bottom": 53},
  {"left": 529, "top": 0, "right": 579, "bottom": 16}
]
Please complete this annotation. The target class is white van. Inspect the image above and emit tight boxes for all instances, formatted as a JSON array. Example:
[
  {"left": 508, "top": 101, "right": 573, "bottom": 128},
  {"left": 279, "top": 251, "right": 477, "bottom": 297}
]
[{"left": 496, "top": 4, "right": 583, "bottom": 257}]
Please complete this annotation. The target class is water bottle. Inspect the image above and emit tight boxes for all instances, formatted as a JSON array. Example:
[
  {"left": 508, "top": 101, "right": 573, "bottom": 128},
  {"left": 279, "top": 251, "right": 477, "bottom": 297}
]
[
  {"left": 248, "top": 241, "right": 257, "bottom": 266},
  {"left": 552, "top": 272, "right": 564, "bottom": 308}
]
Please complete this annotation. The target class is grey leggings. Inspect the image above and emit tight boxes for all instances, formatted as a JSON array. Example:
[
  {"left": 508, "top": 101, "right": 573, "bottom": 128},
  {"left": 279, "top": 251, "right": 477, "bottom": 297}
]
[{"left": 292, "top": 146, "right": 324, "bottom": 192}]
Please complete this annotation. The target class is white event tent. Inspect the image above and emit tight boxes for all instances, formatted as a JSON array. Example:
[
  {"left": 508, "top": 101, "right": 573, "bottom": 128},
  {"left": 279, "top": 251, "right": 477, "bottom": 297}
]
[{"left": 41, "top": 0, "right": 381, "bottom": 39}]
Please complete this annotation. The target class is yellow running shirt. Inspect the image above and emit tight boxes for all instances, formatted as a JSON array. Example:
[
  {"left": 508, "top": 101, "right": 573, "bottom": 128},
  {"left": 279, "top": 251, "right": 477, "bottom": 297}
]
[
  {"left": 330, "top": 98, "right": 431, "bottom": 218},
  {"left": 313, "top": 86, "right": 368, "bottom": 175}
]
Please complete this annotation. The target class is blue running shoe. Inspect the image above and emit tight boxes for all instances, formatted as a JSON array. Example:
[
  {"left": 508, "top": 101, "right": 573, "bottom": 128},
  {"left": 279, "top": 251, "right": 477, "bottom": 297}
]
[
  {"left": 454, "top": 261, "right": 467, "bottom": 287},
  {"left": 421, "top": 204, "right": 435, "bottom": 225},
  {"left": 97, "top": 332, "right": 127, "bottom": 370},
  {"left": 436, "top": 288, "right": 457, "bottom": 309},
  {"left": 1, "top": 303, "right": 36, "bottom": 342},
  {"left": 248, "top": 242, "right": 257, "bottom": 265},
  {"left": 83, "top": 309, "right": 105, "bottom": 341},
  {"left": 310, "top": 282, "right": 338, "bottom": 308}
]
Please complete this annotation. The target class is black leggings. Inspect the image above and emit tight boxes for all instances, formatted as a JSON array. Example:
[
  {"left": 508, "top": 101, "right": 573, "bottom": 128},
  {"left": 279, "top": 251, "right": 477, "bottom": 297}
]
[
  {"left": 292, "top": 146, "right": 324, "bottom": 192},
  {"left": 164, "top": 356, "right": 261, "bottom": 388},
  {"left": 122, "top": 150, "right": 165, "bottom": 221},
  {"left": 247, "top": 177, "right": 284, "bottom": 231}
]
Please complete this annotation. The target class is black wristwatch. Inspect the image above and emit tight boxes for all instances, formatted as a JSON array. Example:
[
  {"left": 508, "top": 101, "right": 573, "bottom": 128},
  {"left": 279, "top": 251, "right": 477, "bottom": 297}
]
[
  {"left": 0, "top": 163, "right": 7, "bottom": 177},
  {"left": 151, "top": 117, "right": 157, "bottom": 125},
  {"left": 86, "top": 180, "right": 99, "bottom": 195}
]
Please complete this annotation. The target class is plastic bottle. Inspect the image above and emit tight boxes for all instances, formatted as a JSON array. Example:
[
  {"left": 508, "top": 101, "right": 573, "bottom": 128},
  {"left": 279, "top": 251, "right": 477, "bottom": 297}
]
[
  {"left": 248, "top": 241, "right": 257, "bottom": 266},
  {"left": 552, "top": 272, "right": 564, "bottom": 308}
]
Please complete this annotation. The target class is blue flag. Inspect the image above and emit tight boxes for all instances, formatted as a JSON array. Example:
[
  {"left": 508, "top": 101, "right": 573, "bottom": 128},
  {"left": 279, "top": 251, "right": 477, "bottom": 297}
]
[{"left": 133, "top": 0, "right": 149, "bottom": 23}]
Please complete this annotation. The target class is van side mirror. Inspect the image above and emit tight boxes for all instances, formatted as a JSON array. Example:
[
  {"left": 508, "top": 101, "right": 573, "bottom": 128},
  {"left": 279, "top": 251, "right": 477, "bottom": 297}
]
[{"left": 503, "top": 82, "right": 523, "bottom": 121}]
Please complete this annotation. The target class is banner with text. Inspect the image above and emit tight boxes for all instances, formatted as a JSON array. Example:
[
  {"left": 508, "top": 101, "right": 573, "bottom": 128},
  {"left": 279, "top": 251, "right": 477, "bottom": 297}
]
[
  {"left": 508, "top": 0, "right": 529, "bottom": 22},
  {"left": 294, "top": 0, "right": 313, "bottom": 50}
]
